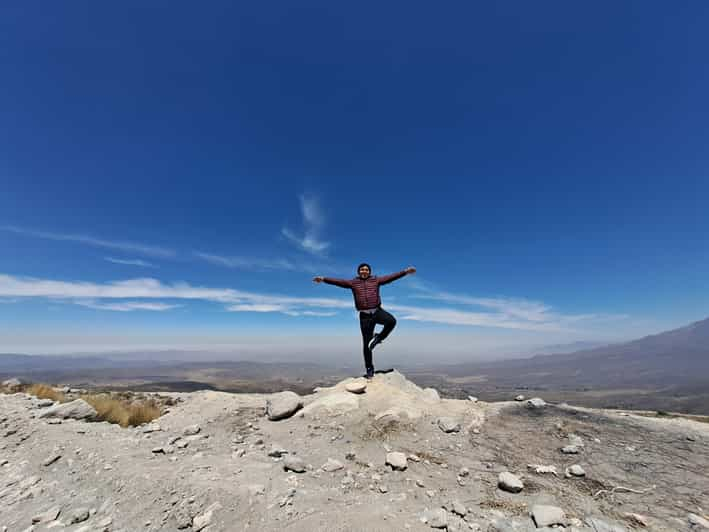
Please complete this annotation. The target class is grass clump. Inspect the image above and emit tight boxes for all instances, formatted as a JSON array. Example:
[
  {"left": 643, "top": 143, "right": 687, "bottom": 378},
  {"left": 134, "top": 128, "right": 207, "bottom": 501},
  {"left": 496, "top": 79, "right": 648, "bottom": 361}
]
[
  {"left": 84, "top": 394, "right": 161, "bottom": 427},
  {"left": 27, "top": 383, "right": 66, "bottom": 403}
]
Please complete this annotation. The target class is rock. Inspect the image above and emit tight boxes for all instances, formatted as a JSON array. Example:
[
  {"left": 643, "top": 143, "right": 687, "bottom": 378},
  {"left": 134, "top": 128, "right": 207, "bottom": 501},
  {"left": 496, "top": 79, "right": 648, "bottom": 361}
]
[
  {"left": 468, "top": 396, "right": 478, "bottom": 402},
  {"left": 437, "top": 417, "right": 461, "bottom": 433},
  {"left": 561, "top": 445, "right": 580, "bottom": 454},
  {"left": 182, "top": 424, "right": 201, "bottom": 436},
  {"left": 458, "top": 467, "right": 470, "bottom": 477},
  {"left": 42, "top": 454, "right": 61, "bottom": 467},
  {"left": 67, "top": 507, "right": 90, "bottom": 524},
  {"left": 38, "top": 399, "right": 97, "bottom": 421},
  {"left": 345, "top": 380, "right": 367, "bottom": 394},
  {"left": 623, "top": 513, "right": 648, "bottom": 527},
  {"left": 283, "top": 455, "right": 306, "bottom": 473},
  {"left": 266, "top": 391, "right": 303, "bottom": 420},
  {"left": 36, "top": 399, "right": 54, "bottom": 408},
  {"left": 378, "top": 485, "right": 388, "bottom": 493},
  {"left": 451, "top": 500, "right": 466, "bottom": 516},
  {"left": 566, "top": 464, "right": 586, "bottom": 477},
  {"left": 142, "top": 424, "right": 161, "bottom": 433},
  {"left": 321, "top": 458, "right": 344, "bottom": 472},
  {"left": 31, "top": 506, "right": 61, "bottom": 524},
  {"left": 268, "top": 444, "right": 288, "bottom": 458},
  {"left": 526, "top": 397, "right": 546, "bottom": 409},
  {"left": 152, "top": 447, "right": 165, "bottom": 454},
  {"left": 193, "top": 502, "right": 220, "bottom": 532},
  {"left": 385, "top": 452, "right": 408, "bottom": 471},
  {"left": 531, "top": 505, "right": 566, "bottom": 527},
  {"left": 2, "top": 378, "right": 22, "bottom": 391},
  {"left": 515, "top": 394, "right": 525, "bottom": 401},
  {"left": 568, "top": 434, "right": 584, "bottom": 447},
  {"left": 498, "top": 472, "right": 524, "bottom": 493},
  {"left": 422, "top": 508, "right": 447, "bottom": 528},
  {"left": 176, "top": 440, "right": 189, "bottom": 449},
  {"left": 689, "top": 513, "right": 709, "bottom": 529},
  {"left": 585, "top": 516, "right": 628, "bottom": 532},
  {"left": 299, "top": 391, "right": 359, "bottom": 417},
  {"left": 527, "top": 464, "right": 558, "bottom": 476}
]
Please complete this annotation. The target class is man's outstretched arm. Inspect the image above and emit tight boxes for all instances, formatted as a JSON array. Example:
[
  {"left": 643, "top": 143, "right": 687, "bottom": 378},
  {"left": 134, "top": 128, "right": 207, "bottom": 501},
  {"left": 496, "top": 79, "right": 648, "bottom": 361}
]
[
  {"left": 377, "top": 266, "right": 416, "bottom": 285},
  {"left": 313, "top": 276, "right": 353, "bottom": 289}
]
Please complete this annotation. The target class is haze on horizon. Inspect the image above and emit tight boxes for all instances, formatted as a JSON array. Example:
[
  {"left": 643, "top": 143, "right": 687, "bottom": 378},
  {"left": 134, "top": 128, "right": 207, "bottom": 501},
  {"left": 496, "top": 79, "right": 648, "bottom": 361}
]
[{"left": 1, "top": 2, "right": 708, "bottom": 362}]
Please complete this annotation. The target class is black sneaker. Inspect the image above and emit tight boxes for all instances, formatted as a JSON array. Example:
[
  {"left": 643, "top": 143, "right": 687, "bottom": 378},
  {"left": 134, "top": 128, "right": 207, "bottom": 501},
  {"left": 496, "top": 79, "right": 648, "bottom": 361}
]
[
  {"left": 365, "top": 368, "right": 375, "bottom": 379},
  {"left": 368, "top": 334, "right": 382, "bottom": 351}
]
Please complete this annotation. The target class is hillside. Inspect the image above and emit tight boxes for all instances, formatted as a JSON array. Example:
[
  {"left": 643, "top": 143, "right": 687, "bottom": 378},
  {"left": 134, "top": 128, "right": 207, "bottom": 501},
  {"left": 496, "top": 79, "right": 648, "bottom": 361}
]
[{"left": 1, "top": 371, "right": 708, "bottom": 531}]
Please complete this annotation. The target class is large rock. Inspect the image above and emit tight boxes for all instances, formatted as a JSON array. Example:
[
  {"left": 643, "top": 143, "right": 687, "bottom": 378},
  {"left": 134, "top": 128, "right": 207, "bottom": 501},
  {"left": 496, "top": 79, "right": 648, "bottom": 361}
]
[
  {"left": 498, "top": 472, "right": 524, "bottom": 493},
  {"left": 526, "top": 397, "right": 546, "bottom": 409},
  {"left": 299, "top": 391, "right": 359, "bottom": 417},
  {"left": 266, "top": 391, "right": 303, "bottom": 421},
  {"left": 421, "top": 508, "right": 447, "bottom": 528},
  {"left": 38, "top": 399, "right": 97, "bottom": 421},
  {"left": 531, "top": 505, "right": 566, "bottom": 527},
  {"left": 437, "top": 417, "right": 461, "bottom": 433},
  {"left": 345, "top": 379, "right": 367, "bottom": 394},
  {"left": 385, "top": 452, "right": 408, "bottom": 471},
  {"left": 2, "top": 378, "right": 23, "bottom": 391}
]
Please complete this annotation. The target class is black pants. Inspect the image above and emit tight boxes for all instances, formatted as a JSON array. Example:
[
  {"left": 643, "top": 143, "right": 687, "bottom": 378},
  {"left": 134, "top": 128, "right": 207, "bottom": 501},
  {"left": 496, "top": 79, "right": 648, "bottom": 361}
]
[{"left": 359, "top": 307, "right": 396, "bottom": 372}]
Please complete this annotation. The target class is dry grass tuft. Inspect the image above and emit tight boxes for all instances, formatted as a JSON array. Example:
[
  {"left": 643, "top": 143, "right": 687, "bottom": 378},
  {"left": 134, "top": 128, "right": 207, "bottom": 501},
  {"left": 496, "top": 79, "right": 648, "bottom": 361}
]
[
  {"left": 27, "top": 384, "right": 66, "bottom": 403},
  {"left": 84, "top": 394, "right": 161, "bottom": 427}
]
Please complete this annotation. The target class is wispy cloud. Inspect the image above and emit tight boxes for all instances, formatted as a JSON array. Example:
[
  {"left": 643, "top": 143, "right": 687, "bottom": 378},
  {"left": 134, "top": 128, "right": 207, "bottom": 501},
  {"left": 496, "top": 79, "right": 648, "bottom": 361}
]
[
  {"left": 194, "top": 251, "right": 323, "bottom": 274},
  {"left": 281, "top": 195, "right": 330, "bottom": 255},
  {"left": 74, "top": 300, "right": 180, "bottom": 312},
  {"left": 0, "top": 273, "right": 348, "bottom": 316},
  {"left": 105, "top": 257, "right": 156, "bottom": 268},
  {"left": 0, "top": 225, "right": 175, "bottom": 258}
]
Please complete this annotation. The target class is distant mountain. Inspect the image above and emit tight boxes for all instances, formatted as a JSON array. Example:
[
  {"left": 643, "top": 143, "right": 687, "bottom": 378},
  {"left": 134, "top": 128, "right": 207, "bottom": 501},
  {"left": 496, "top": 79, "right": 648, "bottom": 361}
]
[{"left": 441, "top": 317, "right": 709, "bottom": 389}]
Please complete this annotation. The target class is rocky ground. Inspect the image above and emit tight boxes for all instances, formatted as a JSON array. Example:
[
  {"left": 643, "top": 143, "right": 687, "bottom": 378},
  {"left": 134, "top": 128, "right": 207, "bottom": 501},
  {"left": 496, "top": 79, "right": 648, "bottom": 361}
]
[{"left": 1, "top": 371, "right": 708, "bottom": 532}]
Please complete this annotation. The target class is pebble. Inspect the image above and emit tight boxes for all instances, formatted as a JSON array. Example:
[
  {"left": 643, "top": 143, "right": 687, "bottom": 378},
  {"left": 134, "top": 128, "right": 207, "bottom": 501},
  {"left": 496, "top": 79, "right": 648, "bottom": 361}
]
[
  {"left": 498, "top": 472, "right": 524, "bottom": 493},
  {"left": 531, "top": 505, "right": 566, "bottom": 527},
  {"left": 283, "top": 455, "right": 306, "bottom": 473},
  {"left": 385, "top": 452, "right": 408, "bottom": 471}
]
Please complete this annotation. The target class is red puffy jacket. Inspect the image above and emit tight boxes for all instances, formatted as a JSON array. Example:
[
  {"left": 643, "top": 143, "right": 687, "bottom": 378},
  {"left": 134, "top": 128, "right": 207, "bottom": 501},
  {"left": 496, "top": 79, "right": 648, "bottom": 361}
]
[{"left": 323, "top": 270, "right": 408, "bottom": 310}]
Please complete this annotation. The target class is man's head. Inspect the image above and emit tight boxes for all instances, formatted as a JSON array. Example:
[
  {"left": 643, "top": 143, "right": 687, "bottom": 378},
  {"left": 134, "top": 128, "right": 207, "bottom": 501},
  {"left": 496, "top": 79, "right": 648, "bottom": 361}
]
[{"left": 357, "top": 262, "right": 371, "bottom": 279}]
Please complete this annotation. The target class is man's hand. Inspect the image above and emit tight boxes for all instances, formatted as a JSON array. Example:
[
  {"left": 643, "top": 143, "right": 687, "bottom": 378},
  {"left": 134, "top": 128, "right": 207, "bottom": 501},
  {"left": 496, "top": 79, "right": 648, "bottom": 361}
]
[
  {"left": 405, "top": 266, "right": 416, "bottom": 274},
  {"left": 313, "top": 276, "right": 324, "bottom": 283}
]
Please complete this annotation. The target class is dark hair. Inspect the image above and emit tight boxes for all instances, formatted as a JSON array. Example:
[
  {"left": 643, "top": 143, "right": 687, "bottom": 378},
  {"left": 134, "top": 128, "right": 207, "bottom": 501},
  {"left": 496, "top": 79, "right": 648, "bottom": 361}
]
[{"left": 357, "top": 262, "right": 371, "bottom": 272}]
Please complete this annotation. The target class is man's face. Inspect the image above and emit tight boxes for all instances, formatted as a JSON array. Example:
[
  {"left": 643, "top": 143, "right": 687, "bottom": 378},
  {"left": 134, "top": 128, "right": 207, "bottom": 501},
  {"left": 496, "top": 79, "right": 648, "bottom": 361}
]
[{"left": 358, "top": 266, "right": 371, "bottom": 279}]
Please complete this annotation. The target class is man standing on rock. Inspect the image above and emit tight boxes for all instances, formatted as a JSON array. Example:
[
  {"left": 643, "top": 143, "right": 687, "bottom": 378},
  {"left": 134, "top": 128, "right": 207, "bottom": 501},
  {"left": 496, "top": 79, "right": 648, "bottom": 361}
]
[{"left": 313, "top": 263, "right": 416, "bottom": 379}]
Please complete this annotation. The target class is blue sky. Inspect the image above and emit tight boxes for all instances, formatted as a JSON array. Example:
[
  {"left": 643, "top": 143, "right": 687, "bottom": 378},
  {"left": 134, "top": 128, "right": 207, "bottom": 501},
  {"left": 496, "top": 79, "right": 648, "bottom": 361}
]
[{"left": 1, "top": 2, "right": 708, "bottom": 361}]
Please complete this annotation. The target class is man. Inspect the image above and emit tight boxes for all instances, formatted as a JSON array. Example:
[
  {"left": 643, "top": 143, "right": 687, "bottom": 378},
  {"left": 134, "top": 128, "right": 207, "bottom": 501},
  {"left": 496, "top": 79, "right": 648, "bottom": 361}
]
[{"left": 313, "top": 263, "right": 416, "bottom": 379}]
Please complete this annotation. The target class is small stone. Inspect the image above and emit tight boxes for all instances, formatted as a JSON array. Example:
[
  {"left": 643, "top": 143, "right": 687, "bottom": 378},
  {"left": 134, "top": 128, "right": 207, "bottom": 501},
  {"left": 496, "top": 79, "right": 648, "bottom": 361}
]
[
  {"left": 437, "top": 417, "right": 461, "bottom": 433},
  {"left": 531, "top": 505, "right": 566, "bottom": 527},
  {"left": 415, "top": 479, "right": 425, "bottom": 488},
  {"left": 515, "top": 394, "right": 525, "bottom": 401},
  {"left": 31, "top": 506, "right": 61, "bottom": 524},
  {"left": 623, "top": 512, "right": 648, "bottom": 527},
  {"left": 688, "top": 513, "right": 709, "bottom": 529},
  {"left": 498, "top": 472, "right": 524, "bottom": 493},
  {"left": 424, "top": 508, "right": 448, "bottom": 528},
  {"left": 152, "top": 447, "right": 165, "bottom": 454},
  {"left": 283, "top": 455, "right": 306, "bottom": 473},
  {"left": 385, "top": 452, "right": 408, "bottom": 471},
  {"left": 322, "top": 458, "right": 344, "bottom": 472},
  {"left": 182, "top": 424, "right": 201, "bottom": 436},
  {"left": 451, "top": 500, "right": 467, "bottom": 516},
  {"left": 458, "top": 467, "right": 469, "bottom": 477},
  {"left": 468, "top": 396, "right": 478, "bottom": 402},
  {"left": 345, "top": 380, "right": 367, "bottom": 394},
  {"left": 268, "top": 444, "right": 288, "bottom": 458},
  {"left": 378, "top": 485, "right": 388, "bottom": 493},
  {"left": 561, "top": 445, "right": 580, "bottom": 454},
  {"left": 526, "top": 397, "right": 546, "bottom": 409},
  {"left": 566, "top": 464, "right": 586, "bottom": 477},
  {"left": 68, "top": 507, "right": 90, "bottom": 524},
  {"left": 42, "top": 454, "right": 61, "bottom": 467}
]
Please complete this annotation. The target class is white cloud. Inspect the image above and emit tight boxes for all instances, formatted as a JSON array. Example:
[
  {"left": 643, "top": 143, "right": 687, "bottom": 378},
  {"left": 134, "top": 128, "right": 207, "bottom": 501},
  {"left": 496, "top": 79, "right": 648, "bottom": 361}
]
[
  {"left": 194, "top": 252, "right": 322, "bottom": 274},
  {"left": 74, "top": 300, "right": 180, "bottom": 312},
  {"left": 105, "top": 257, "right": 156, "bottom": 268},
  {"left": 281, "top": 195, "right": 330, "bottom": 255},
  {"left": 0, "top": 225, "right": 175, "bottom": 258}
]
